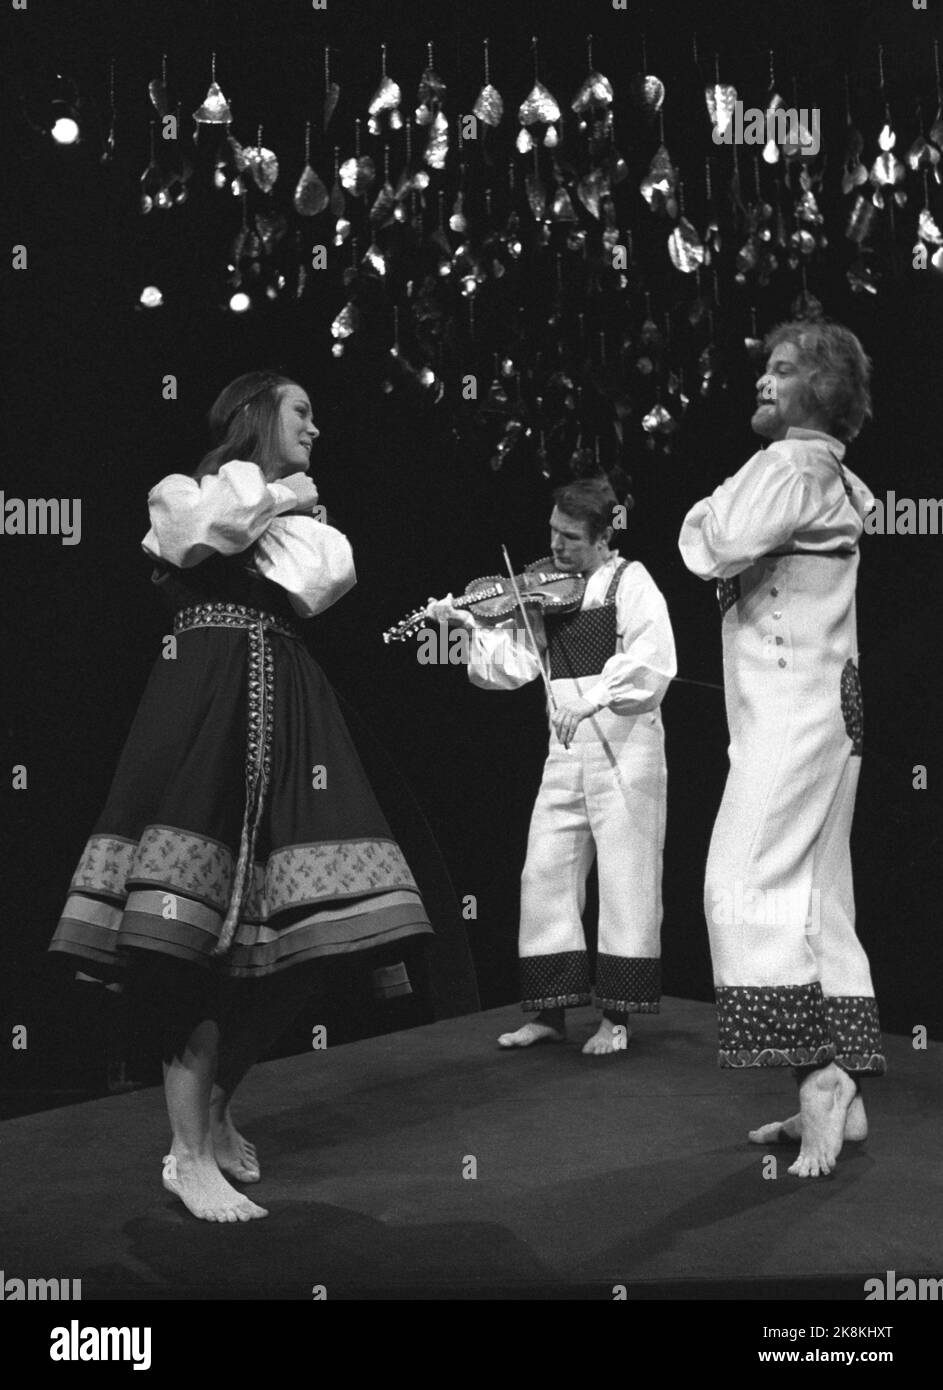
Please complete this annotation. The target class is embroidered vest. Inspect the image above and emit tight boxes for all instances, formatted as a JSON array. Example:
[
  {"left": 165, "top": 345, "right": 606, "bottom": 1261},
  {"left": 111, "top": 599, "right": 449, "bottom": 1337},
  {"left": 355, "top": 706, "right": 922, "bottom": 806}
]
[{"left": 547, "top": 560, "right": 628, "bottom": 680}]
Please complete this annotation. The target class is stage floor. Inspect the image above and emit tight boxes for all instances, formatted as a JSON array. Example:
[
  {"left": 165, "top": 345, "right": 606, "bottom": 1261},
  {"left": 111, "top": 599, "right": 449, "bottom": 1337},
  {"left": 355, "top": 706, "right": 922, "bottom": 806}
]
[{"left": 2, "top": 998, "right": 940, "bottom": 1300}]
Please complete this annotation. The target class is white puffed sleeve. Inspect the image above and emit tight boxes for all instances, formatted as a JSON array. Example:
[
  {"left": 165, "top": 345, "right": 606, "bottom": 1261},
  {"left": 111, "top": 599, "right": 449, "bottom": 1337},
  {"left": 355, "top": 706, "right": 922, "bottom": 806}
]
[
  {"left": 678, "top": 442, "right": 814, "bottom": 580},
  {"left": 467, "top": 616, "right": 546, "bottom": 691},
  {"left": 251, "top": 515, "right": 356, "bottom": 618},
  {"left": 141, "top": 459, "right": 298, "bottom": 567},
  {"left": 582, "top": 566, "right": 677, "bottom": 715}
]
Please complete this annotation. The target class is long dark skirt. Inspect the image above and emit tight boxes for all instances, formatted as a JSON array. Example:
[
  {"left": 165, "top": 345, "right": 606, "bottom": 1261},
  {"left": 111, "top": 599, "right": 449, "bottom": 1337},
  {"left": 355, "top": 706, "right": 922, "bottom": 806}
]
[{"left": 49, "top": 617, "right": 433, "bottom": 985}]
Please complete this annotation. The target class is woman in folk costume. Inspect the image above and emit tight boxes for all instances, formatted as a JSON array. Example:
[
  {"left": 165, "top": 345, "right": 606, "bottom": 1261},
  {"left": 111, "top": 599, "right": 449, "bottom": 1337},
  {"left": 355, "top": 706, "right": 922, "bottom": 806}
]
[
  {"left": 49, "top": 371, "right": 432, "bottom": 1221},
  {"left": 678, "top": 320, "right": 884, "bottom": 1178},
  {"left": 427, "top": 478, "right": 676, "bottom": 1054}
]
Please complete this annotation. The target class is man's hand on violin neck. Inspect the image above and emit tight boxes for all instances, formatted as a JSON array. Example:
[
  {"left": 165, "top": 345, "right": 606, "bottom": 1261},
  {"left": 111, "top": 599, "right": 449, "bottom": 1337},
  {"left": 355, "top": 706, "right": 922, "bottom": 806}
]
[{"left": 424, "top": 594, "right": 477, "bottom": 628}]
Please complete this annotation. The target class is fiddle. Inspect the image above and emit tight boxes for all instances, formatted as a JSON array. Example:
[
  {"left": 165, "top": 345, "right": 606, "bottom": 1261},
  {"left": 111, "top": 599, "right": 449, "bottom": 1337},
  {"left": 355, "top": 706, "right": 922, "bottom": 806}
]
[{"left": 382, "top": 556, "right": 585, "bottom": 644}]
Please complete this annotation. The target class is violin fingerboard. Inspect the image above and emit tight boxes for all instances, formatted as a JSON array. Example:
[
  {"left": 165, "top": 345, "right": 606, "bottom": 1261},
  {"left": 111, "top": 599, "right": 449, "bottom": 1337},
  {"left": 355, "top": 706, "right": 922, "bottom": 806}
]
[{"left": 382, "top": 611, "right": 425, "bottom": 643}]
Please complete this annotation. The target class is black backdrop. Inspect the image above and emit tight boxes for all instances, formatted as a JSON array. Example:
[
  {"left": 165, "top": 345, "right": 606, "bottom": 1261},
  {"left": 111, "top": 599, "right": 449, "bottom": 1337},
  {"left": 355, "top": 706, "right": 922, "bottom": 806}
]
[{"left": 2, "top": 0, "right": 942, "bottom": 1113}]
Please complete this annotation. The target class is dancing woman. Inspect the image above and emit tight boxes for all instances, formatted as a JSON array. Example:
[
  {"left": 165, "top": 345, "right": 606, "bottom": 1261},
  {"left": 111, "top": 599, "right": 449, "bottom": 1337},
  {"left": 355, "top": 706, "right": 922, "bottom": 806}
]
[{"left": 49, "top": 371, "right": 432, "bottom": 1220}]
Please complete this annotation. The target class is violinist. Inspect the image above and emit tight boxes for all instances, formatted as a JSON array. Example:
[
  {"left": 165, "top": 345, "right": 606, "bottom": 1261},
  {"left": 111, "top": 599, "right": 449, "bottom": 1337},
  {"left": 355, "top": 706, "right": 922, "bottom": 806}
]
[{"left": 426, "top": 477, "right": 677, "bottom": 1054}]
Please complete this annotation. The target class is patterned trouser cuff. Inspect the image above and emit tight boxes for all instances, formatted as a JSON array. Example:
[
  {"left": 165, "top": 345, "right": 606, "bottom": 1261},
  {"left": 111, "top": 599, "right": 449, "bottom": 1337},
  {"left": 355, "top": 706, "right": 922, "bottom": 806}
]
[
  {"left": 594, "top": 953, "right": 661, "bottom": 1014},
  {"left": 824, "top": 995, "right": 886, "bottom": 1075},
  {"left": 520, "top": 951, "right": 591, "bottom": 1013},
  {"left": 717, "top": 983, "right": 835, "bottom": 1068}
]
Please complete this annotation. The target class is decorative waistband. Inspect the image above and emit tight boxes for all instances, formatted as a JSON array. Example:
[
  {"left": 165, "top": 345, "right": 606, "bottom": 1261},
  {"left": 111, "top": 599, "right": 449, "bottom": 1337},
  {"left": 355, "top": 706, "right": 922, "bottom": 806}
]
[{"left": 173, "top": 602, "right": 301, "bottom": 641}]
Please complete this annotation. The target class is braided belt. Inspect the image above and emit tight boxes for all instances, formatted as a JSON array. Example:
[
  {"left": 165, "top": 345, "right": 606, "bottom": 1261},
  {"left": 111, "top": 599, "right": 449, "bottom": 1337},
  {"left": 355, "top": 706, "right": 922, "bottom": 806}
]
[
  {"left": 174, "top": 601, "right": 301, "bottom": 641},
  {"left": 171, "top": 602, "right": 299, "bottom": 956}
]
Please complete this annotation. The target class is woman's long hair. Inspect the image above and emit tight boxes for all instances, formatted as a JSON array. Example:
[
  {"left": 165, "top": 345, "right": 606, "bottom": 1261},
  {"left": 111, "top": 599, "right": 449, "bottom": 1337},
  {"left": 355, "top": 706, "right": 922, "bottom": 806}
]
[{"left": 193, "top": 370, "right": 295, "bottom": 480}]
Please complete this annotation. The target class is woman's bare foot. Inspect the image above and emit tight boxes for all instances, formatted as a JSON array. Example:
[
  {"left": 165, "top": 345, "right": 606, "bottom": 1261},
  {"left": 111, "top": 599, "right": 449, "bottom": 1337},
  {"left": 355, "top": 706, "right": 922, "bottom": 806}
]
[
  {"left": 748, "top": 1091, "right": 867, "bottom": 1148},
  {"left": 211, "top": 1111, "right": 261, "bottom": 1183},
  {"left": 581, "top": 1017, "right": 631, "bottom": 1055},
  {"left": 498, "top": 1021, "right": 566, "bottom": 1048},
  {"left": 162, "top": 1150, "right": 268, "bottom": 1222},
  {"left": 786, "top": 1064, "right": 859, "bottom": 1177}
]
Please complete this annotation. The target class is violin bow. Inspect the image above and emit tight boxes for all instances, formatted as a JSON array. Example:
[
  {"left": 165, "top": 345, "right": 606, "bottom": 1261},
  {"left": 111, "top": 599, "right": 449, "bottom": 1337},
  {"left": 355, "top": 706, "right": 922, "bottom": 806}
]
[{"left": 500, "top": 544, "right": 558, "bottom": 713}]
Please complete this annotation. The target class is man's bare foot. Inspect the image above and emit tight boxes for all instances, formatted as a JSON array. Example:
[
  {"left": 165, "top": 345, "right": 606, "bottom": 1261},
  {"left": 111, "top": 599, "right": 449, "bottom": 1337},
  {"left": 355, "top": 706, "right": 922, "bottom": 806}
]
[
  {"left": 581, "top": 1017, "right": 631, "bottom": 1055},
  {"left": 498, "top": 1021, "right": 566, "bottom": 1048},
  {"left": 211, "top": 1111, "right": 261, "bottom": 1183},
  {"left": 162, "top": 1151, "right": 268, "bottom": 1221},
  {"left": 748, "top": 1092, "right": 867, "bottom": 1147},
  {"left": 787, "top": 1064, "right": 859, "bottom": 1178}
]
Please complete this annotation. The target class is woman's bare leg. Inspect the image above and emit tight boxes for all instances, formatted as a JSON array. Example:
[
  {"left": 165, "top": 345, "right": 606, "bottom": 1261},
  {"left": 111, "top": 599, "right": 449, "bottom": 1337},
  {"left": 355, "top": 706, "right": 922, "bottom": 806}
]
[{"left": 161, "top": 1018, "right": 268, "bottom": 1221}]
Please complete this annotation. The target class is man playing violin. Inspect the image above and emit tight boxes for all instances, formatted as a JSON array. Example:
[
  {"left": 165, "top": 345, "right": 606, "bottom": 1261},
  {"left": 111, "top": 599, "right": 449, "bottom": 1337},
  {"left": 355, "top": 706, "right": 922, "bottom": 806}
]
[{"left": 426, "top": 477, "right": 677, "bottom": 1053}]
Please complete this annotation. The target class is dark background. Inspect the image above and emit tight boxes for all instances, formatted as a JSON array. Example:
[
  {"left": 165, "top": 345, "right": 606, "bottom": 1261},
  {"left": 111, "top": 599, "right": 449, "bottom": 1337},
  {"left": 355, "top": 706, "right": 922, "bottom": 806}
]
[{"left": 2, "top": 0, "right": 942, "bottom": 1115}]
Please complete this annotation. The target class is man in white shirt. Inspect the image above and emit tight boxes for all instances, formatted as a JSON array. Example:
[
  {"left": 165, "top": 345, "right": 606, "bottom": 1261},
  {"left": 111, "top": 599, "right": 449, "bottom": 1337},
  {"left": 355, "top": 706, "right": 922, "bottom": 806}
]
[
  {"left": 679, "top": 319, "right": 884, "bottom": 1177},
  {"left": 428, "top": 478, "right": 676, "bottom": 1054}
]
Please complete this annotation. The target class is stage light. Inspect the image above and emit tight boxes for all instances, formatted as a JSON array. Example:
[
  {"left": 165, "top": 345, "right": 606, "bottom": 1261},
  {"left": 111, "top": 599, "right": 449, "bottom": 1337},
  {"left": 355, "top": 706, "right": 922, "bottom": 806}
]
[
  {"left": 50, "top": 111, "right": 80, "bottom": 145},
  {"left": 229, "top": 291, "right": 251, "bottom": 313},
  {"left": 139, "top": 286, "right": 163, "bottom": 309}
]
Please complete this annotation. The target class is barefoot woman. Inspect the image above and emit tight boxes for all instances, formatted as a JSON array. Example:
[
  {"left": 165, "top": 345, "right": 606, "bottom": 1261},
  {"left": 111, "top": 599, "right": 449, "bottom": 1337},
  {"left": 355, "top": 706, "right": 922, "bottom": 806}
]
[
  {"left": 679, "top": 320, "right": 884, "bottom": 1177},
  {"left": 49, "top": 371, "right": 432, "bottom": 1220}
]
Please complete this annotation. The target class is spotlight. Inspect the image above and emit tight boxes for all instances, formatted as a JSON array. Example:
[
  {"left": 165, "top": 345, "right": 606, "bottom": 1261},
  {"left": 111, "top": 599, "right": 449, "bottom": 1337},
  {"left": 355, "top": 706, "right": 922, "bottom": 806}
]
[
  {"left": 47, "top": 76, "right": 82, "bottom": 145},
  {"left": 50, "top": 111, "right": 80, "bottom": 145}
]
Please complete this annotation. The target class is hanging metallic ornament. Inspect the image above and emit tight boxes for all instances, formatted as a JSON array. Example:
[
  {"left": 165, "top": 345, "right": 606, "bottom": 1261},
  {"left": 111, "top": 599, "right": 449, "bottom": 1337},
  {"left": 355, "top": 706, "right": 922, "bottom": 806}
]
[
  {"left": 519, "top": 81, "right": 561, "bottom": 126},
  {"left": 193, "top": 55, "right": 231, "bottom": 127},
  {"left": 698, "top": 342, "right": 718, "bottom": 396},
  {"left": 449, "top": 191, "right": 467, "bottom": 233},
  {"left": 571, "top": 71, "right": 614, "bottom": 114},
  {"left": 795, "top": 167, "right": 824, "bottom": 226},
  {"left": 370, "top": 162, "right": 397, "bottom": 226},
  {"left": 473, "top": 38, "right": 503, "bottom": 127},
  {"left": 917, "top": 206, "right": 943, "bottom": 245},
  {"left": 642, "top": 402, "right": 677, "bottom": 437},
  {"left": 526, "top": 167, "right": 547, "bottom": 220},
  {"left": 792, "top": 287, "right": 823, "bottom": 320},
  {"left": 640, "top": 145, "right": 678, "bottom": 217},
  {"left": 242, "top": 132, "right": 279, "bottom": 193},
  {"left": 362, "top": 243, "right": 387, "bottom": 277},
  {"left": 630, "top": 74, "right": 666, "bottom": 113},
  {"left": 846, "top": 195, "right": 876, "bottom": 244},
  {"left": 571, "top": 38, "right": 613, "bottom": 139},
  {"left": 668, "top": 217, "right": 705, "bottom": 273},
  {"left": 424, "top": 110, "right": 449, "bottom": 170},
  {"left": 930, "top": 93, "right": 943, "bottom": 150},
  {"left": 368, "top": 46, "right": 402, "bottom": 134},
  {"left": 294, "top": 123, "right": 329, "bottom": 216},
  {"left": 906, "top": 134, "right": 941, "bottom": 173},
  {"left": 340, "top": 155, "right": 376, "bottom": 194},
  {"left": 846, "top": 257, "right": 880, "bottom": 295},
  {"left": 149, "top": 53, "right": 171, "bottom": 117},
  {"left": 255, "top": 213, "right": 286, "bottom": 255},
  {"left": 331, "top": 302, "right": 360, "bottom": 343},
  {"left": 490, "top": 419, "right": 524, "bottom": 471},
  {"left": 516, "top": 127, "right": 533, "bottom": 154},
  {"left": 139, "top": 123, "right": 162, "bottom": 214},
  {"left": 842, "top": 123, "right": 868, "bottom": 194},
  {"left": 577, "top": 169, "right": 608, "bottom": 220},
  {"left": 323, "top": 46, "right": 340, "bottom": 131},
  {"left": 416, "top": 43, "right": 446, "bottom": 125},
  {"left": 474, "top": 83, "right": 503, "bottom": 126},
  {"left": 551, "top": 176, "right": 577, "bottom": 222},
  {"left": 705, "top": 79, "right": 738, "bottom": 139},
  {"left": 340, "top": 120, "right": 376, "bottom": 194},
  {"left": 870, "top": 149, "right": 904, "bottom": 192}
]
